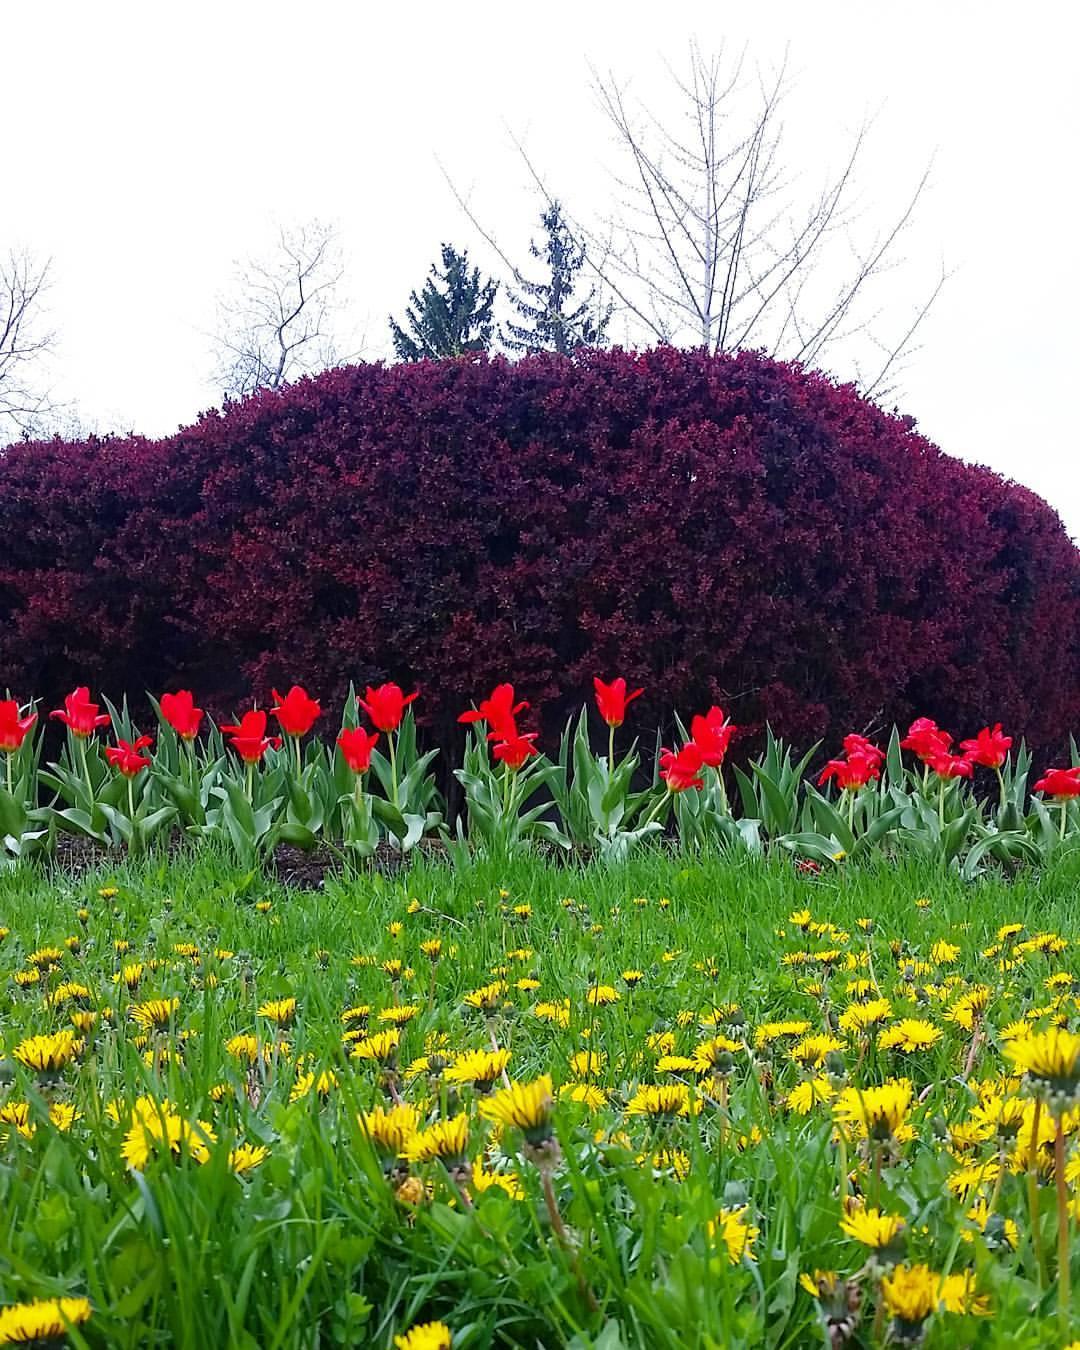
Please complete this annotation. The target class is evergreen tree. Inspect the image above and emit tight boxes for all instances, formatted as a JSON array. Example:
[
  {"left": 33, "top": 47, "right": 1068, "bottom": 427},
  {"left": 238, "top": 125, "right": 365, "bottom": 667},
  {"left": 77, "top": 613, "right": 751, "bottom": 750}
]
[
  {"left": 505, "top": 202, "right": 611, "bottom": 355},
  {"left": 390, "top": 245, "right": 499, "bottom": 360}
]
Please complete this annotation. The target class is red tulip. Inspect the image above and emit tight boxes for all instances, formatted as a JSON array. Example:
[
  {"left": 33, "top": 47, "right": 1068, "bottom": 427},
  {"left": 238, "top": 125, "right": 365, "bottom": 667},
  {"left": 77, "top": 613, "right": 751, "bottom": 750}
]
[
  {"left": 105, "top": 735, "right": 154, "bottom": 778},
  {"left": 928, "top": 751, "right": 973, "bottom": 781},
  {"left": 220, "top": 710, "right": 282, "bottom": 764},
  {"left": 1034, "top": 767, "right": 1080, "bottom": 799},
  {"left": 817, "top": 751, "right": 880, "bottom": 791},
  {"left": 159, "top": 690, "right": 204, "bottom": 741},
  {"left": 659, "top": 741, "right": 706, "bottom": 792},
  {"left": 459, "top": 683, "right": 528, "bottom": 741},
  {"left": 0, "top": 700, "right": 37, "bottom": 753},
  {"left": 690, "top": 706, "right": 735, "bottom": 767},
  {"left": 358, "top": 683, "right": 418, "bottom": 733},
  {"left": 900, "top": 717, "right": 952, "bottom": 763},
  {"left": 842, "top": 733, "right": 884, "bottom": 769},
  {"left": 271, "top": 685, "right": 321, "bottom": 738},
  {"left": 593, "top": 677, "right": 643, "bottom": 729},
  {"left": 959, "top": 724, "right": 1012, "bottom": 770},
  {"left": 50, "top": 687, "right": 110, "bottom": 738},
  {"left": 491, "top": 731, "right": 539, "bottom": 771},
  {"left": 337, "top": 726, "right": 379, "bottom": 774}
]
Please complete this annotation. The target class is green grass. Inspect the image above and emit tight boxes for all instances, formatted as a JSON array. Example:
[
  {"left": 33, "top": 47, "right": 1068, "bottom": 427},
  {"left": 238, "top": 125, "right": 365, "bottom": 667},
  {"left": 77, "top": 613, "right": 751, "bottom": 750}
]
[{"left": 1, "top": 849, "right": 1079, "bottom": 1348}]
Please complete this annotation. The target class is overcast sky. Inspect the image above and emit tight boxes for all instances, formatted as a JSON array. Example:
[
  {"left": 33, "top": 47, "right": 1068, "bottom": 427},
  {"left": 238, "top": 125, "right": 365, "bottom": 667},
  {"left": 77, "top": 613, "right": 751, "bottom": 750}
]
[{"left": 5, "top": 1, "right": 1078, "bottom": 534}]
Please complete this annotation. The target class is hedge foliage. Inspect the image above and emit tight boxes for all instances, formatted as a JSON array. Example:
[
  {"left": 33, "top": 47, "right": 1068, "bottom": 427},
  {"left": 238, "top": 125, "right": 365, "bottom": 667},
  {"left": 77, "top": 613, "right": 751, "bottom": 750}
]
[{"left": 2, "top": 346, "right": 1077, "bottom": 756}]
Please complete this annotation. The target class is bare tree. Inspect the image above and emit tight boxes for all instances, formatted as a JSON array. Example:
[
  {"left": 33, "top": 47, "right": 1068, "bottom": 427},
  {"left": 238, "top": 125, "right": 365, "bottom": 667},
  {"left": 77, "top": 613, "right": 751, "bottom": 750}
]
[
  {"left": 212, "top": 222, "right": 350, "bottom": 398},
  {"left": 0, "top": 249, "right": 57, "bottom": 441},
  {"left": 515, "top": 44, "right": 944, "bottom": 395}
]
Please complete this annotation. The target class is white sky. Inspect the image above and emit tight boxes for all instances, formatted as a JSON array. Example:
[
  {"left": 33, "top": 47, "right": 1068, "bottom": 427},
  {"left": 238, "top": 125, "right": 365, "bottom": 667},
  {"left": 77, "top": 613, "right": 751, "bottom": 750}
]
[{"left": 5, "top": 1, "right": 1078, "bottom": 534}]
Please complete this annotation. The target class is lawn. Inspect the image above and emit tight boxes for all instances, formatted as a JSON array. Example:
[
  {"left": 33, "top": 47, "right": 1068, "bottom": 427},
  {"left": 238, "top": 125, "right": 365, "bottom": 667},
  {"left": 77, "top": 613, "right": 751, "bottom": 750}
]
[{"left": 1, "top": 849, "right": 1079, "bottom": 1348}]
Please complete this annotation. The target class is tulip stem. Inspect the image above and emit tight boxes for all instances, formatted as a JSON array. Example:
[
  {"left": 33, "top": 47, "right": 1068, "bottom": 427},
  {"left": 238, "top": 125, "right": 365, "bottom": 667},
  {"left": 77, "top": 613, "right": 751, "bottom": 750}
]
[
  {"left": 245, "top": 761, "right": 254, "bottom": 805},
  {"left": 641, "top": 786, "right": 671, "bottom": 831},
  {"left": 77, "top": 736, "right": 93, "bottom": 801},
  {"left": 388, "top": 733, "right": 399, "bottom": 808},
  {"left": 1060, "top": 800, "right": 1068, "bottom": 844},
  {"left": 714, "top": 765, "right": 729, "bottom": 816},
  {"left": 5, "top": 752, "right": 11, "bottom": 799},
  {"left": 608, "top": 724, "right": 615, "bottom": 777}
]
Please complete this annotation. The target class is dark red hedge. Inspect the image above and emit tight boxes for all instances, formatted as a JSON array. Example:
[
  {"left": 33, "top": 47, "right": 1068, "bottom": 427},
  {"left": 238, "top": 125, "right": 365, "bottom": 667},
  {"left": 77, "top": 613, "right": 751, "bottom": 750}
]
[{"left": 2, "top": 346, "right": 1078, "bottom": 760}]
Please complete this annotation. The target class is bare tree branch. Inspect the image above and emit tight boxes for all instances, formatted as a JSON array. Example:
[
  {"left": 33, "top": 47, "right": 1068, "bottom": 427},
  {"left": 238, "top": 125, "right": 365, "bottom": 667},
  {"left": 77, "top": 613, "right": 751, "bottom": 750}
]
[
  {"left": 0, "top": 249, "right": 57, "bottom": 440},
  {"left": 211, "top": 222, "right": 355, "bottom": 398},
  {"left": 509, "top": 42, "right": 942, "bottom": 393}
]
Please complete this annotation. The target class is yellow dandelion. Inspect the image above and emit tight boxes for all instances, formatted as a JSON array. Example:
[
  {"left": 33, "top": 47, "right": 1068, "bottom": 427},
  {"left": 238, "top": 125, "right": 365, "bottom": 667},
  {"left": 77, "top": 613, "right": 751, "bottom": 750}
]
[
  {"left": 349, "top": 1029, "right": 401, "bottom": 1064},
  {"left": 289, "top": 1068, "right": 338, "bottom": 1102},
  {"left": 229, "top": 1142, "right": 271, "bottom": 1175},
  {"left": 839, "top": 1206, "right": 906, "bottom": 1248},
  {"left": 377, "top": 1004, "right": 419, "bottom": 1026},
  {"left": 833, "top": 1078, "right": 913, "bottom": 1141},
  {"left": 754, "top": 1020, "right": 811, "bottom": 1048},
  {"left": 27, "top": 947, "right": 64, "bottom": 969},
  {"left": 13, "top": 1031, "right": 80, "bottom": 1075},
  {"left": 471, "top": 1158, "right": 524, "bottom": 1199},
  {"left": 625, "top": 1083, "right": 700, "bottom": 1118},
  {"left": 877, "top": 1019, "right": 943, "bottom": 1053},
  {"left": 650, "top": 1147, "right": 691, "bottom": 1180},
  {"left": 791, "top": 1033, "right": 845, "bottom": 1067},
  {"left": 121, "top": 1097, "right": 215, "bottom": 1170},
  {"left": 258, "top": 998, "right": 297, "bottom": 1027},
  {"left": 799, "top": 1269, "right": 840, "bottom": 1297},
  {"left": 405, "top": 1113, "right": 471, "bottom": 1165},
  {"left": 130, "top": 997, "right": 180, "bottom": 1031},
  {"left": 444, "top": 1048, "right": 511, "bottom": 1088},
  {"left": 1004, "top": 1027, "right": 1080, "bottom": 1091},
  {"left": 0, "top": 1297, "right": 92, "bottom": 1344},
  {"left": 964, "top": 1198, "right": 1018, "bottom": 1250},
  {"left": 533, "top": 1000, "right": 571, "bottom": 1028},
  {"left": 946, "top": 987, "right": 991, "bottom": 1031},
  {"left": 462, "top": 981, "right": 507, "bottom": 1012},
  {"left": 394, "top": 1323, "right": 452, "bottom": 1350},
  {"left": 838, "top": 998, "right": 892, "bottom": 1034},
  {"left": 880, "top": 1263, "right": 938, "bottom": 1324},
  {"left": 586, "top": 984, "right": 620, "bottom": 1006},
  {"left": 479, "top": 1075, "right": 555, "bottom": 1142},
  {"left": 786, "top": 1077, "right": 835, "bottom": 1114},
  {"left": 359, "top": 1103, "right": 421, "bottom": 1157},
  {"left": 560, "top": 1082, "right": 608, "bottom": 1109},
  {"left": 707, "top": 1206, "right": 759, "bottom": 1264},
  {"left": 45, "top": 981, "right": 92, "bottom": 1009}
]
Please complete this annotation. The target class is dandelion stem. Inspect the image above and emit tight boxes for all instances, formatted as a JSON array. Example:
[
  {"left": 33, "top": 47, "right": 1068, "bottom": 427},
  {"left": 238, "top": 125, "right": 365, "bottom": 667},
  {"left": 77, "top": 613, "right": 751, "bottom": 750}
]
[
  {"left": 539, "top": 1164, "right": 597, "bottom": 1313},
  {"left": 1029, "top": 1096, "right": 1046, "bottom": 1286},
  {"left": 1055, "top": 1114, "right": 1071, "bottom": 1329}
]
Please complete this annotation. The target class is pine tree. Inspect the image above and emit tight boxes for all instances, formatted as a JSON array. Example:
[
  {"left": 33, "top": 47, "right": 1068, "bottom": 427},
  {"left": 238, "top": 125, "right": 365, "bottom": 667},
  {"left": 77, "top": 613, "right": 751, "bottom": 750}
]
[
  {"left": 390, "top": 245, "right": 499, "bottom": 360},
  {"left": 505, "top": 202, "right": 611, "bottom": 355}
]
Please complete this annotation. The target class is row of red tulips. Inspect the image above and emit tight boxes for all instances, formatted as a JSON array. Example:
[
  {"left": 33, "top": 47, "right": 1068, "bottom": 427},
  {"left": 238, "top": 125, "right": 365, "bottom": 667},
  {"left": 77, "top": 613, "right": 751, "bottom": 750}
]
[
  {"left": 1, "top": 677, "right": 1079, "bottom": 870},
  {"left": 3, "top": 682, "right": 1076, "bottom": 799}
]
